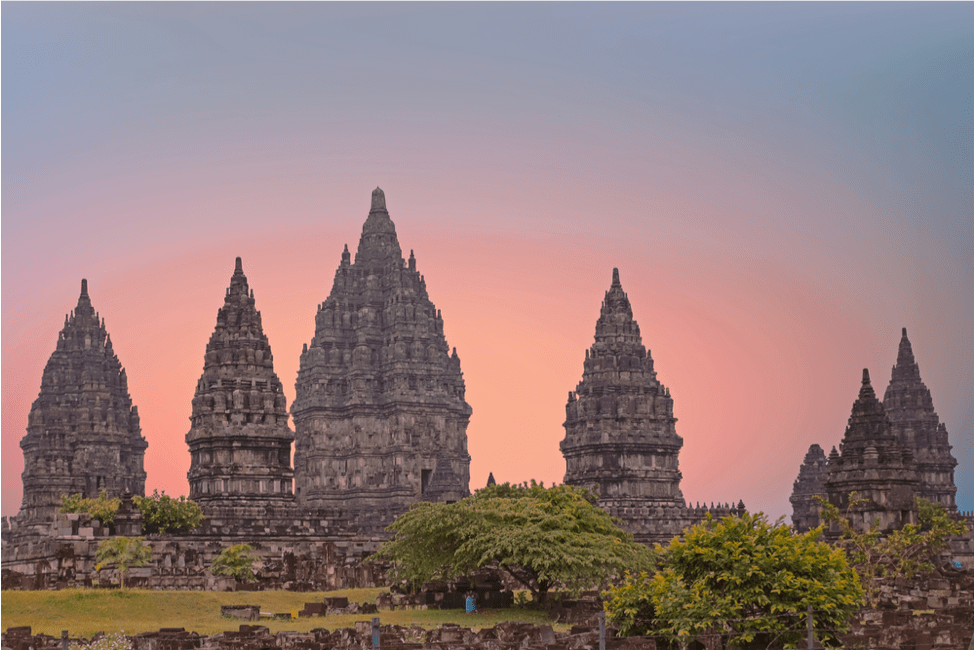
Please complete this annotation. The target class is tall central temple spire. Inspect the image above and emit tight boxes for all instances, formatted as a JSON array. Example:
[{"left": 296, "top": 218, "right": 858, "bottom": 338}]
[{"left": 292, "top": 188, "right": 471, "bottom": 533}]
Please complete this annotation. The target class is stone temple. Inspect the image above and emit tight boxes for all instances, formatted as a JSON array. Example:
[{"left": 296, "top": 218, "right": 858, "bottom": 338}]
[
  {"left": 291, "top": 187, "right": 472, "bottom": 533},
  {"left": 17, "top": 280, "right": 148, "bottom": 527},
  {"left": 824, "top": 368, "right": 920, "bottom": 533},
  {"left": 883, "top": 328, "right": 957, "bottom": 509},
  {"left": 791, "top": 329, "right": 959, "bottom": 533},
  {"left": 186, "top": 258, "right": 295, "bottom": 522},
  {"left": 562, "top": 268, "right": 741, "bottom": 544},
  {"left": 789, "top": 444, "right": 829, "bottom": 533}
]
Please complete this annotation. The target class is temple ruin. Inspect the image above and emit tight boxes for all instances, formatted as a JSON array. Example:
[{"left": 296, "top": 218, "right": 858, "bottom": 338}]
[
  {"left": 791, "top": 329, "right": 960, "bottom": 533},
  {"left": 884, "top": 328, "right": 958, "bottom": 510},
  {"left": 561, "top": 268, "right": 742, "bottom": 545},
  {"left": 291, "top": 187, "right": 472, "bottom": 533},
  {"left": 185, "top": 257, "right": 298, "bottom": 529},
  {"left": 17, "top": 280, "right": 147, "bottom": 528},
  {"left": 2, "top": 190, "right": 969, "bottom": 590}
]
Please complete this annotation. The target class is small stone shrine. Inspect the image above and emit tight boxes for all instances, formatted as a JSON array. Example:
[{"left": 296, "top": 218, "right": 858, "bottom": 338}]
[
  {"left": 825, "top": 368, "right": 920, "bottom": 532},
  {"left": 186, "top": 258, "right": 296, "bottom": 517},
  {"left": 17, "top": 279, "right": 148, "bottom": 527},
  {"left": 789, "top": 444, "right": 829, "bottom": 532},
  {"left": 561, "top": 268, "right": 740, "bottom": 544},
  {"left": 291, "top": 188, "right": 472, "bottom": 533}
]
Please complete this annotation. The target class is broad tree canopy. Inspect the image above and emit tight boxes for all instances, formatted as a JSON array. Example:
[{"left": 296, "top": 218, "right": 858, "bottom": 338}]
[
  {"left": 378, "top": 481, "right": 653, "bottom": 603},
  {"left": 606, "top": 512, "right": 864, "bottom": 648}
]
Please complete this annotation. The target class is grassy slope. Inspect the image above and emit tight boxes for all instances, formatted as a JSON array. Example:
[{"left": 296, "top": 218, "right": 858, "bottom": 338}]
[{"left": 1, "top": 589, "right": 561, "bottom": 637}]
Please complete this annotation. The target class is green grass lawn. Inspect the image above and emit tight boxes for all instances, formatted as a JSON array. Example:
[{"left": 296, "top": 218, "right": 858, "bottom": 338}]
[{"left": 1, "top": 589, "right": 563, "bottom": 637}]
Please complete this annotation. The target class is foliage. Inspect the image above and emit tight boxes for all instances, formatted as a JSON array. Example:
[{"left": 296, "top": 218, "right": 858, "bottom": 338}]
[
  {"left": 211, "top": 543, "right": 261, "bottom": 582},
  {"left": 95, "top": 537, "right": 152, "bottom": 589},
  {"left": 60, "top": 490, "right": 121, "bottom": 526},
  {"left": 60, "top": 489, "right": 204, "bottom": 534},
  {"left": 377, "top": 481, "right": 654, "bottom": 604},
  {"left": 605, "top": 512, "right": 864, "bottom": 648},
  {"left": 132, "top": 490, "right": 205, "bottom": 534},
  {"left": 71, "top": 631, "right": 132, "bottom": 650},
  {"left": 602, "top": 571, "right": 657, "bottom": 637},
  {"left": 818, "top": 494, "right": 968, "bottom": 606}
]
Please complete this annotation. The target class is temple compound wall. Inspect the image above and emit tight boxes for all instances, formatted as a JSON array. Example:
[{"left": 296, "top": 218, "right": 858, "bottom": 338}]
[{"left": 561, "top": 268, "right": 742, "bottom": 545}]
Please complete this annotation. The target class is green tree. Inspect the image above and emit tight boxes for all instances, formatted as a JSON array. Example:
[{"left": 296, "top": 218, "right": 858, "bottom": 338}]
[
  {"left": 377, "top": 481, "right": 654, "bottom": 604},
  {"left": 61, "top": 490, "right": 204, "bottom": 534},
  {"left": 605, "top": 512, "right": 864, "bottom": 648},
  {"left": 133, "top": 490, "right": 205, "bottom": 534},
  {"left": 95, "top": 536, "right": 151, "bottom": 589},
  {"left": 211, "top": 543, "right": 261, "bottom": 583},
  {"left": 60, "top": 490, "right": 121, "bottom": 526},
  {"left": 818, "top": 494, "right": 968, "bottom": 606}
]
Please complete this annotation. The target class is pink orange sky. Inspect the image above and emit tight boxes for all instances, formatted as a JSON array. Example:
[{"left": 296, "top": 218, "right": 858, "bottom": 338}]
[{"left": 3, "top": 4, "right": 972, "bottom": 519}]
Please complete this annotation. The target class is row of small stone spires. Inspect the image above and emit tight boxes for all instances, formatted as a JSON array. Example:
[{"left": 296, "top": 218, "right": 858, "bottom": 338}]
[{"left": 688, "top": 500, "right": 746, "bottom": 514}]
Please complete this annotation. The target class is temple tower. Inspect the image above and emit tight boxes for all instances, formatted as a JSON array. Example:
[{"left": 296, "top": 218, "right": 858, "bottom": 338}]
[
  {"left": 825, "top": 369, "right": 919, "bottom": 533},
  {"left": 790, "top": 444, "right": 828, "bottom": 532},
  {"left": 18, "top": 279, "right": 147, "bottom": 524},
  {"left": 185, "top": 258, "right": 294, "bottom": 510},
  {"left": 292, "top": 187, "right": 471, "bottom": 533},
  {"left": 561, "top": 268, "right": 692, "bottom": 544},
  {"left": 883, "top": 328, "right": 957, "bottom": 510}
]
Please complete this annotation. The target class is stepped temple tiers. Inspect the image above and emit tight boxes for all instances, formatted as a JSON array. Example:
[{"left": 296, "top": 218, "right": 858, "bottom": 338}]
[
  {"left": 825, "top": 368, "right": 920, "bottom": 533},
  {"left": 291, "top": 187, "right": 472, "bottom": 533},
  {"left": 791, "top": 329, "right": 960, "bottom": 533},
  {"left": 561, "top": 268, "right": 742, "bottom": 544},
  {"left": 185, "top": 257, "right": 296, "bottom": 523},
  {"left": 883, "top": 328, "right": 957, "bottom": 509},
  {"left": 17, "top": 280, "right": 148, "bottom": 528},
  {"left": 3, "top": 189, "right": 969, "bottom": 589},
  {"left": 789, "top": 444, "right": 829, "bottom": 533}
]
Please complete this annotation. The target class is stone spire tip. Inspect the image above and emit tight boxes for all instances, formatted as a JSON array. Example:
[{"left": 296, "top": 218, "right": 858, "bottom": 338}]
[
  {"left": 371, "top": 186, "right": 386, "bottom": 211},
  {"left": 611, "top": 268, "right": 621, "bottom": 287},
  {"left": 862, "top": 368, "right": 870, "bottom": 384},
  {"left": 234, "top": 257, "right": 244, "bottom": 274},
  {"left": 80, "top": 279, "right": 88, "bottom": 297},
  {"left": 902, "top": 327, "right": 908, "bottom": 338}
]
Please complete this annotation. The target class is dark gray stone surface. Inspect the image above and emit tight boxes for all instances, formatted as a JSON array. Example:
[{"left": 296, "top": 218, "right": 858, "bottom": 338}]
[
  {"left": 18, "top": 279, "right": 147, "bottom": 526},
  {"left": 292, "top": 188, "right": 472, "bottom": 533}
]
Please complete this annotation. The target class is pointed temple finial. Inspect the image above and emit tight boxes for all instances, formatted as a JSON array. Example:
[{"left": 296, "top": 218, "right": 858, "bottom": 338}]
[
  {"left": 487, "top": 472, "right": 496, "bottom": 487},
  {"left": 612, "top": 268, "right": 621, "bottom": 287},
  {"left": 862, "top": 368, "right": 870, "bottom": 384},
  {"left": 902, "top": 327, "right": 908, "bottom": 337},
  {"left": 80, "top": 279, "right": 88, "bottom": 297},
  {"left": 371, "top": 186, "right": 386, "bottom": 212},
  {"left": 234, "top": 257, "right": 243, "bottom": 275}
]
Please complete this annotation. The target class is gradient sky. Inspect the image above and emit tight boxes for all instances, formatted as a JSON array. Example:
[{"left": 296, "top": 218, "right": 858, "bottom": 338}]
[{"left": 3, "top": 3, "right": 973, "bottom": 520}]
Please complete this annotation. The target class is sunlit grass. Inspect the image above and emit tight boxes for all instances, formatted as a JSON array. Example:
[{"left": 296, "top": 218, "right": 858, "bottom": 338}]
[{"left": 1, "top": 589, "right": 564, "bottom": 637}]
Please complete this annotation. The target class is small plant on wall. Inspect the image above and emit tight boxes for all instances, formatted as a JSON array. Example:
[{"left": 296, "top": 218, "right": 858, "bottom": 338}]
[{"left": 211, "top": 543, "right": 261, "bottom": 583}]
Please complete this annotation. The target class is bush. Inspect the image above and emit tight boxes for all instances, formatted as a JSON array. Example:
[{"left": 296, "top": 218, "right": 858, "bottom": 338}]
[
  {"left": 60, "top": 491, "right": 121, "bottom": 526},
  {"left": 605, "top": 512, "right": 863, "bottom": 648},
  {"left": 133, "top": 490, "right": 204, "bottom": 534},
  {"left": 60, "top": 489, "right": 204, "bottom": 534},
  {"left": 211, "top": 543, "right": 260, "bottom": 582}
]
